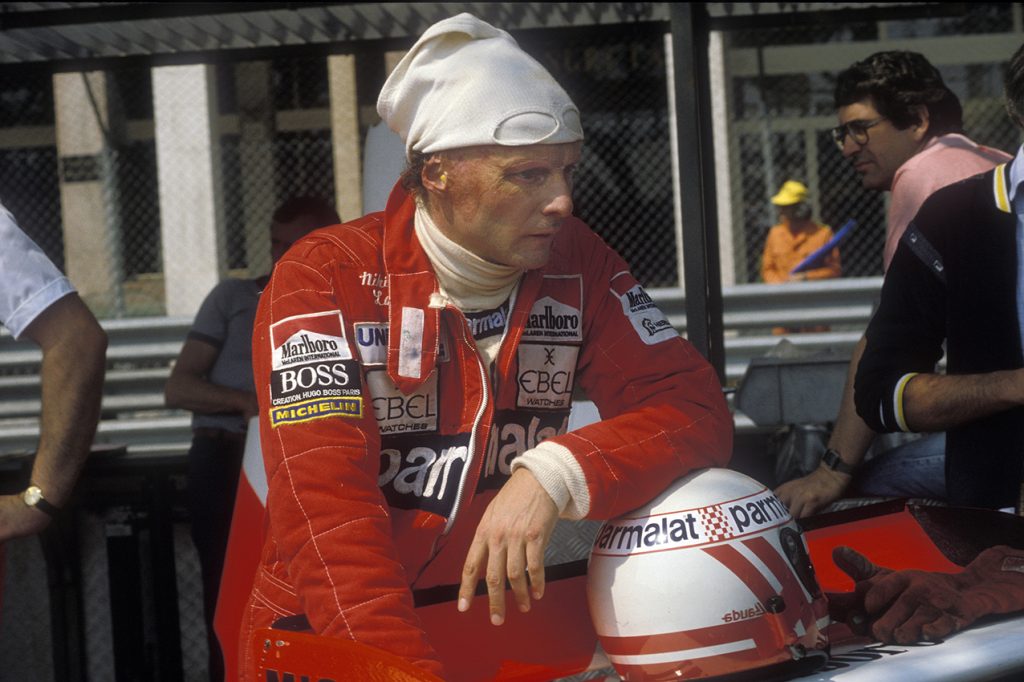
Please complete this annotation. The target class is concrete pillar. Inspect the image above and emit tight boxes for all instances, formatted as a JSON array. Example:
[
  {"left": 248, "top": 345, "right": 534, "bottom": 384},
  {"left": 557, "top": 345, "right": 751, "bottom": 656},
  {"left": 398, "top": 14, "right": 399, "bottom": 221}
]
[
  {"left": 709, "top": 31, "right": 736, "bottom": 287},
  {"left": 152, "top": 64, "right": 226, "bottom": 317},
  {"left": 53, "top": 71, "right": 126, "bottom": 315},
  {"left": 235, "top": 61, "right": 276, "bottom": 277},
  {"left": 663, "top": 33, "right": 686, "bottom": 292},
  {"left": 362, "top": 51, "right": 410, "bottom": 214},
  {"left": 328, "top": 55, "right": 362, "bottom": 221}
]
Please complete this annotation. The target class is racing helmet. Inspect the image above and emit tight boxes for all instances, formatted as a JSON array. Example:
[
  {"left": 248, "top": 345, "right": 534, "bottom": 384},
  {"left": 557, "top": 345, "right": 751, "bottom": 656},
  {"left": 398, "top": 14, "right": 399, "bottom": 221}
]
[{"left": 587, "top": 468, "right": 830, "bottom": 681}]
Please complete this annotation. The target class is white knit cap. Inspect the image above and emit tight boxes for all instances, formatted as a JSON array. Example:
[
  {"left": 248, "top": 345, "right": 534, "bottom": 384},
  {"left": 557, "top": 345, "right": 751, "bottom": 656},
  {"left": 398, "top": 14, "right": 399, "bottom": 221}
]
[{"left": 378, "top": 13, "right": 584, "bottom": 158}]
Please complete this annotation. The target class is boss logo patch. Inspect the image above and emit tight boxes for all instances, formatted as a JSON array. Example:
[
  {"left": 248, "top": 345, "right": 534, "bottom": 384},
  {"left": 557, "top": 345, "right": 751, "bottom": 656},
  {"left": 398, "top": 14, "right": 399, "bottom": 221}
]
[{"left": 268, "top": 311, "right": 361, "bottom": 427}]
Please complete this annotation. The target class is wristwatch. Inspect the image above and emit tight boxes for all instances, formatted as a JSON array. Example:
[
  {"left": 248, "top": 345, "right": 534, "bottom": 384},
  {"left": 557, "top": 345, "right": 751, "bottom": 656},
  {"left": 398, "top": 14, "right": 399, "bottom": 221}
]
[
  {"left": 22, "top": 485, "right": 60, "bottom": 517},
  {"left": 821, "top": 448, "right": 856, "bottom": 475}
]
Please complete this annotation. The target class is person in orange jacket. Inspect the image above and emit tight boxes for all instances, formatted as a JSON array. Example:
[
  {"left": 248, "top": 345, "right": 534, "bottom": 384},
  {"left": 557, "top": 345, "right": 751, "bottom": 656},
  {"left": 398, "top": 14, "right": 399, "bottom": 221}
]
[
  {"left": 761, "top": 180, "right": 841, "bottom": 334},
  {"left": 761, "top": 180, "right": 841, "bottom": 285}
]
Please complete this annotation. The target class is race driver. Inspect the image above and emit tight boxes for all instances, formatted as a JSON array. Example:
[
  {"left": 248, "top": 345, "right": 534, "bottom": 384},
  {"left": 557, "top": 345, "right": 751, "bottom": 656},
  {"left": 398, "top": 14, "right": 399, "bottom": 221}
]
[{"left": 239, "top": 13, "right": 732, "bottom": 680}]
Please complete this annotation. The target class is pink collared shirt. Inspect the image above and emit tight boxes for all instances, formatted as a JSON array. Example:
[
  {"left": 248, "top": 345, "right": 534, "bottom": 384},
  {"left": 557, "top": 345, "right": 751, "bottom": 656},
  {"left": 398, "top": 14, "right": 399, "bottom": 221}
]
[{"left": 886, "top": 133, "right": 1011, "bottom": 270}]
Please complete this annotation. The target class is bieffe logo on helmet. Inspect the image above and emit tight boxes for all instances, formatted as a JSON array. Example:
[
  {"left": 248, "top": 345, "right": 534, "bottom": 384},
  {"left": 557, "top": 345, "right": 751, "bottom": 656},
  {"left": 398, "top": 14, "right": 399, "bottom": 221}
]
[{"left": 592, "top": 489, "right": 790, "bottom": 556}]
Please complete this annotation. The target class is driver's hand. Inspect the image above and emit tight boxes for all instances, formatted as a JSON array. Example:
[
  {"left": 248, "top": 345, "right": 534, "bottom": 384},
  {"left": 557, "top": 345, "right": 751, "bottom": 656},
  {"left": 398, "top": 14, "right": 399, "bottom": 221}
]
[
  {"left": 775, "top": 465, "right": 850, "bottom": 519},
  {"left": 458, "top": 468, "right": 558, "bottom": 625}
]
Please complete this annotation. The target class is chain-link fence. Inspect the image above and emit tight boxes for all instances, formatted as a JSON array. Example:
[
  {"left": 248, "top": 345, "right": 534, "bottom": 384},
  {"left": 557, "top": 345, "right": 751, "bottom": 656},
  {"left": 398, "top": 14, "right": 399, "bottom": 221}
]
[{"left": 2, "top": 5, "right": 1024, "bottom": 314}]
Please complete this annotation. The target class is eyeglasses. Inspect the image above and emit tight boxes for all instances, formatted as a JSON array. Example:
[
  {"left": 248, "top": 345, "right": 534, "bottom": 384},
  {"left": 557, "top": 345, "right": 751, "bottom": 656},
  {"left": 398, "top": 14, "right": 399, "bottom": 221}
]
[{"left": 830, "top": 117, "right": 887, "bottom": 150}]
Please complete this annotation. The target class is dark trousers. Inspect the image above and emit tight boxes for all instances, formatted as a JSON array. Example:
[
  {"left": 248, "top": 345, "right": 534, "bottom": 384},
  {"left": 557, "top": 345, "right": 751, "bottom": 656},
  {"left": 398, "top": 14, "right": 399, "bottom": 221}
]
[{"left": 187, "top": 429, "right": 245, "bottom": 682}]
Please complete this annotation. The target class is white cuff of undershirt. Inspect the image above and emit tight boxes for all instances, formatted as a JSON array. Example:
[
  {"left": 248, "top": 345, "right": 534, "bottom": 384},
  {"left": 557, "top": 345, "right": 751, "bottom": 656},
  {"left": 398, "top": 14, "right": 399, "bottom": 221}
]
[{"left": 511, "top": 440, "right": 590, "bottom": 520}]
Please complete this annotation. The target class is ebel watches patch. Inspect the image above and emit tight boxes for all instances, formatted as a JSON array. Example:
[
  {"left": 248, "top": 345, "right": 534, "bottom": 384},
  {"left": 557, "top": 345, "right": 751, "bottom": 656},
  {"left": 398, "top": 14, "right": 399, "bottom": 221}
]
[
  {"left": 611, "top": 274, "right": 677, "bottom": 345},
  {"left": 367, "top": 370, "right": 438, "bottom": 434},
  {"left": 516, "top": 344, "right": 579, "bottom": 409},
  {"left": 268, "top": 311, "right": 361, "bottom": 427}
]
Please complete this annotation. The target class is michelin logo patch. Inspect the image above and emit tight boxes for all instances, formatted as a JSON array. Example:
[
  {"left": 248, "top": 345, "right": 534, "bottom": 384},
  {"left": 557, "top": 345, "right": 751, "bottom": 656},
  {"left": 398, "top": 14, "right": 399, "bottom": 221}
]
[
  {"left": 367, "top": 370, "right": 438, "bottom": 434},
  {"left": 613, "top": 277, "right": 677, "bottom": 345},
  {"left": 268, "top": 311, "right": 361, "bottom": 426}
]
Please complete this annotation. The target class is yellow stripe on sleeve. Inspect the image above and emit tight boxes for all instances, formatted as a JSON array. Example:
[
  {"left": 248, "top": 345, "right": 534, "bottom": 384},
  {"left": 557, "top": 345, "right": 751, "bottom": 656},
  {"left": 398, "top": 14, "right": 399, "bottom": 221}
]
[
  {"left": 893, "top": 372, "right": 919, "bottom": 432},
  {"left": 994, "top": 164, "right": 1011, "bottom": 213}
]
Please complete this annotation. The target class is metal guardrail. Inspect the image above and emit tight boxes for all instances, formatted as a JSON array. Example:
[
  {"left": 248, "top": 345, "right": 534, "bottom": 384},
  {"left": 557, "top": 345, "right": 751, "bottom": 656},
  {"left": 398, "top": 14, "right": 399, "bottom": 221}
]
[
  {"left": 651, "top": 276, "right": 881, "bottom": 383},
  {"left": 650, "top": 276, "right": 881, "bottom": 332},
  {"left": 0, "top": 278, "right": 883, "bottom": 455},
  {"left": 0, "top": 316, "right": 192, "bottom": 456}
]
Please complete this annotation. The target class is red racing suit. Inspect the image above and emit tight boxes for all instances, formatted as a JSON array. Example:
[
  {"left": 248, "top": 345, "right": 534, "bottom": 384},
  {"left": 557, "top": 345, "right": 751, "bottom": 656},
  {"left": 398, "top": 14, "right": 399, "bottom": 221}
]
[{"left": 240, "top": 186, "right": 733, "bottom": 679}]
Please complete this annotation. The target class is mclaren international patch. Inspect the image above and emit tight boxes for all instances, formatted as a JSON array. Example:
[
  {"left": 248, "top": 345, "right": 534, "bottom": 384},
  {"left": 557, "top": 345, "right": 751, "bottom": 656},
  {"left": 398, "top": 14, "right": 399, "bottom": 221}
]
[
  {"left": 523, "top": 276, "right": 584, "bottom": 344},
  {"left": 268, "top": 311, "right": 362, "bottom": 427},
  {"left": 611, "top": 273, "right": 677, "bottom": 345}
]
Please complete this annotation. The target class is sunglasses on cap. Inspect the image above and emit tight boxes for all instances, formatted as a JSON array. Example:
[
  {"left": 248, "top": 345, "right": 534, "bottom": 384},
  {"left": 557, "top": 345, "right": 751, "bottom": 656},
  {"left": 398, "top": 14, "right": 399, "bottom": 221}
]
[{"left": 830, "top": 117, "right": 887, "bottom": 150}]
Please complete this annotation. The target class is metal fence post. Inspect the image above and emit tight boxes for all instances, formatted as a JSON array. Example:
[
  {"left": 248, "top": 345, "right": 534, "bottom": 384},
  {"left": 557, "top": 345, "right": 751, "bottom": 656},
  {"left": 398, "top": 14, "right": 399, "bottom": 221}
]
[{"left": 669, "top": 2, "right": 726, "bottom": 380}]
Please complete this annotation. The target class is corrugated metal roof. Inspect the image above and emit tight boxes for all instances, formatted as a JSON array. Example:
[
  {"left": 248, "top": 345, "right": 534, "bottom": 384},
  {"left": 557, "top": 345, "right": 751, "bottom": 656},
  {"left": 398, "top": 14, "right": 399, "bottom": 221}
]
[{"left": 0, "top": 2, "right": 672, "bottom": 66}]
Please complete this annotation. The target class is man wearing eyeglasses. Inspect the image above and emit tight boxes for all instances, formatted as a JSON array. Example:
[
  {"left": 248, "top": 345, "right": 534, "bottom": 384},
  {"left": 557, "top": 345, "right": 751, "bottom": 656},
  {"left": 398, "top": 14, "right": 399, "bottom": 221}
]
[
  {"left": 832, "top": 52, "right": 1009, "bottom": 269},
  {"left": 853, "top": 43, "right": 1024, "bottom": 511},
  {"left": 777, "top": 51, "right": 1010, "bottom": 517}
]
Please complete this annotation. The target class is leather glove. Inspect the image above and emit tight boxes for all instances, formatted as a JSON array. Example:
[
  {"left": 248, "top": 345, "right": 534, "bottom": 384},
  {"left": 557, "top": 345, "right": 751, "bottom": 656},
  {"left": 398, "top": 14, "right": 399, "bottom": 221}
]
[{"left": 827, "top": 545, "right": 1024, "bottom": 644}]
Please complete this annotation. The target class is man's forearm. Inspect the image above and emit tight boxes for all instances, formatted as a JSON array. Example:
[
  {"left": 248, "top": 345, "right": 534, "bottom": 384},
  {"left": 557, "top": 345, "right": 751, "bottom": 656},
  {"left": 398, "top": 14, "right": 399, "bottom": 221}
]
[
  {"left": 903, "top": 369, "right": 1024, "bottom": 433},
  {"left": 31, "top": 303, "right": 106, "bottom": 506},
  {"left": 827, "top": 335, "right": 875, "bottom": 468},
  {"left": 164, "top": 372, "right": 257, "bottom": 417},
  {"left": 775, "top": 335, "right": 875, "bottom": 518}
]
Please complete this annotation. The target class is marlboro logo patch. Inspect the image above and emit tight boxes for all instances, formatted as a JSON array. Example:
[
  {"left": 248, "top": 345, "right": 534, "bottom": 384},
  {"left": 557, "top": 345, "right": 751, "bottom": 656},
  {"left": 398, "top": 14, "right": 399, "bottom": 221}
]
[{"left": 268, "top": 311, "right": 362, "bottom": 426}]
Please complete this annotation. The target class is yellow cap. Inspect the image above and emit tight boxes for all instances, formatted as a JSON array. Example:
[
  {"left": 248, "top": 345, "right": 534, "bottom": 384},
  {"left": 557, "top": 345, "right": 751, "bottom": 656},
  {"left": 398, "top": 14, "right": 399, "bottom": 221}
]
[{"left": 770, "top": 180, "right": 809, "bottom": 206}]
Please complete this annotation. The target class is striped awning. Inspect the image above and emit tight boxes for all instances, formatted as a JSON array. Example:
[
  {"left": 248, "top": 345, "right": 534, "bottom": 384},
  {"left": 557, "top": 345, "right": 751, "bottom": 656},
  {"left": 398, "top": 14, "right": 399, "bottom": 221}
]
[{"left": 0, "top": 2, "right": 672, "bottom": 65}]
